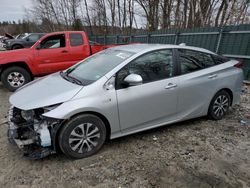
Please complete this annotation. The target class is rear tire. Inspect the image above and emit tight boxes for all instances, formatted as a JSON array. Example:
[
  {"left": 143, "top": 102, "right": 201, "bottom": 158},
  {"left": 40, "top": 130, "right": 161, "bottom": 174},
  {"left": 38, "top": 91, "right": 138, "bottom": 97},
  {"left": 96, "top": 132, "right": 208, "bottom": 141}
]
[
  {"left": 58, "top": 114, "right": 106, "bottom": 159},
  {"left": 208, "top": 90, "right": 231, "bottom": 120},
  {"left": 1, "top": 66, "right": 31, "bottom": 92}
]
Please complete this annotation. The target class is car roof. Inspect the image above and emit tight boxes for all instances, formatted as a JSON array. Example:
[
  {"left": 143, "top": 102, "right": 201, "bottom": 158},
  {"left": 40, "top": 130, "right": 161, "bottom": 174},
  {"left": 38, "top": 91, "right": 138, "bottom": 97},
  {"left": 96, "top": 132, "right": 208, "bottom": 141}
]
[{"left": 111, "top": 43, "right": 215, "bottom": 55}]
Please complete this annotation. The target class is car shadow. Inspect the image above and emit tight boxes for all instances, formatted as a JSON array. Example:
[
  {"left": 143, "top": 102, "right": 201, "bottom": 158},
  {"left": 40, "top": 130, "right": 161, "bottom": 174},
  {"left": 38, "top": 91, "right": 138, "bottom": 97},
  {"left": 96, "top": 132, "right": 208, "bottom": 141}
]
[{"left": 43, "top": 116, "right": 209, "bottom": 162}]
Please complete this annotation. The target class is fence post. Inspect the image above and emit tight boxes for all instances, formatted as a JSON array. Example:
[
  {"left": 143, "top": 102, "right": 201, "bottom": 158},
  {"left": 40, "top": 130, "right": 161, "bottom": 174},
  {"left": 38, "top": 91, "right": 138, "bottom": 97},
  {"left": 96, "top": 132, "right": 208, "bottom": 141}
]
[
  {"left": 116, "top": 35, "right": 119, "bottom": 44},
  {"left": 147, "top": 34, "right": 151, "bottom": 43},
  {"left": 216, "top": 28, "right": 223, "bottom": 53},
  {"left": 130, "top": 35, "right": 133, "bottom": 43},
  {"left": 104, "top": 35, "right": 107, "bottom": 45},
  {"left": 174, "top": 32, "right": 179, "bottom": 44}
]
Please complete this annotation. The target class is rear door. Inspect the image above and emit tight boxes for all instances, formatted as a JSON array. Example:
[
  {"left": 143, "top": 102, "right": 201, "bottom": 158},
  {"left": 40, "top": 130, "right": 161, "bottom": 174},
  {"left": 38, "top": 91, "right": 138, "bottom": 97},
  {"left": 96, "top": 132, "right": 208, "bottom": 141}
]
[
  {"left": 176, "top": 49, "right": 220, "bottom": 120},
  {"left": 34, "top": 34, "right": 72, "bottom": 74},
  {"left": 68, "top": 33, "right": 91, "bottom": 62},
  {"left": 116, "top": 49, "right": 179, "bottom": 133}
]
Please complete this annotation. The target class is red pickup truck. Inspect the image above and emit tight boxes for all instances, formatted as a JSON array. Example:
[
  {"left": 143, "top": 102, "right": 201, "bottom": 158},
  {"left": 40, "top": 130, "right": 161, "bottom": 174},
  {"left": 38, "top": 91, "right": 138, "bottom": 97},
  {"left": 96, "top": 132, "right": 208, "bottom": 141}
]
[{"left": 0, "top": 31, "right": 115, "bottom": 91}]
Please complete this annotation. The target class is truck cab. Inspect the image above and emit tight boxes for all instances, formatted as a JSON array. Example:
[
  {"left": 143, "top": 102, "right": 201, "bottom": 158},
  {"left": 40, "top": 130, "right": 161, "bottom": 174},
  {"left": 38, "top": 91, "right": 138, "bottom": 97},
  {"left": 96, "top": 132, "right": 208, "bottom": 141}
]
[{"left": 0, "top": 31, "right": 113, "bottom": 91}]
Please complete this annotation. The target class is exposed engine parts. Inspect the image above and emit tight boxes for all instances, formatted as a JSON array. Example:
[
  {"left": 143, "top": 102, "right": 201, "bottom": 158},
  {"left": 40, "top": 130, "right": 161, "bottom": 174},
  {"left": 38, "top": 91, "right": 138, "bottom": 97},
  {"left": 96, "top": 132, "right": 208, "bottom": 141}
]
[{"left": 8, "top": 106, "right": 61, "bottom": 159}]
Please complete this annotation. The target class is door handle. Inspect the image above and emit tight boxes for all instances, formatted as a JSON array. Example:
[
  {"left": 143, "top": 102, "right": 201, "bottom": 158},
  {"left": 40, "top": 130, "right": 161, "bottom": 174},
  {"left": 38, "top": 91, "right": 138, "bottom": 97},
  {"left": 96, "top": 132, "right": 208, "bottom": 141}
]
[
  {"left": 61, "top": 50, "right": 68, "bottom": 53},
  {"left": 208, "top": 74, "right": 217, "bottom": 79},
  {"left": 165, "top": 83, "right": 177, "bottom": 89}
]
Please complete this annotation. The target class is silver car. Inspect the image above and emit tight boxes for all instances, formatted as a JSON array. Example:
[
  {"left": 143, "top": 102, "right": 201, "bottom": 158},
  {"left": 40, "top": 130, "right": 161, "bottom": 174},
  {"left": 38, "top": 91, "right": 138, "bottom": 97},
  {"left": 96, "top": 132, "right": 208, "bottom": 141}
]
[{"left": 8, "top": 44, "right": 243, "bottom": 159}]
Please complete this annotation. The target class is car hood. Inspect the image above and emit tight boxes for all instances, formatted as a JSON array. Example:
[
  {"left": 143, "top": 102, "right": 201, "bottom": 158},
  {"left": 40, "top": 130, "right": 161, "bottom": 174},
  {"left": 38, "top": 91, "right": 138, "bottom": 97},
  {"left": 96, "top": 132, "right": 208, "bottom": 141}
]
[
  {"left": 0, "top": 48, "right": 32, "bottom": 61},
  {"left": 9, "top": 72, "right": 83, "bottom": 110}
]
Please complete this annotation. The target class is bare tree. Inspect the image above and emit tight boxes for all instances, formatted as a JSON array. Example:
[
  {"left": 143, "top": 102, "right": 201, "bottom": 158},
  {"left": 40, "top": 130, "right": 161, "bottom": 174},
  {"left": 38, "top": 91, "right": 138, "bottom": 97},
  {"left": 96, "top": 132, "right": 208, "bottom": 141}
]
[
  {"left": 136, "top": 0, "right": 160, "bottom": 30},
  {"left": 23, "top": 0, "right": 250, "bottom": 34}
]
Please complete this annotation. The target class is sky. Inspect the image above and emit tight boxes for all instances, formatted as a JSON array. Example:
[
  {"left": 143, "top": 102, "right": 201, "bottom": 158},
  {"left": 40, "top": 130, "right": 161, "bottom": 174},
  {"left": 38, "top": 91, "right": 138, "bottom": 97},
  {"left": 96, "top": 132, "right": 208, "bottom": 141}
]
[{"left": 0, "top": 0, "right": 32, "bottom": 22}]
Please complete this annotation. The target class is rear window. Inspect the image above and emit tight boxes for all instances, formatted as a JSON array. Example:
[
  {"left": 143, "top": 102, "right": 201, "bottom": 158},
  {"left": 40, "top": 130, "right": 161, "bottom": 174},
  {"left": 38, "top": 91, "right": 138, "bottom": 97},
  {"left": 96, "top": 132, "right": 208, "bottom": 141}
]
[
  {"left": 70, "top": 33, "right": 84, "bottom": 47},
  {"left": 212, "top": 55, "right": 229, "bottom": 64}
]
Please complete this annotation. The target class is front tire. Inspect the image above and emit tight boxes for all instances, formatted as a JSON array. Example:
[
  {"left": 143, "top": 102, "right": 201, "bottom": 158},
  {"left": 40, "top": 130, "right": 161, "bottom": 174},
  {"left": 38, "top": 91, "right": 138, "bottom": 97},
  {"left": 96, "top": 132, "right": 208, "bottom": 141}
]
[
  {"left": 1, "top": 66, "right": 31, "bottom": 92},
  {"left": 58, "top": 114, "right": 106, "bottom": 159},
  {"left": 12, "top": 44, "right": 23, "bottom": 50},
  {"left": 208, "top": 90, "right": 231, "bottom": 120}
]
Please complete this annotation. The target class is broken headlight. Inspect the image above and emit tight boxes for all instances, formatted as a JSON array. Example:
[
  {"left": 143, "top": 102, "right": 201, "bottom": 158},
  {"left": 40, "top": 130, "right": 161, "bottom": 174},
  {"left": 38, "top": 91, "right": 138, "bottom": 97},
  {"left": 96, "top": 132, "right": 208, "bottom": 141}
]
[
  {"left": 21, "top": 110, "right": 34, "bottom": 122},
  {"left": 43, "top": 104, "right": 61, "bottom": 113}
]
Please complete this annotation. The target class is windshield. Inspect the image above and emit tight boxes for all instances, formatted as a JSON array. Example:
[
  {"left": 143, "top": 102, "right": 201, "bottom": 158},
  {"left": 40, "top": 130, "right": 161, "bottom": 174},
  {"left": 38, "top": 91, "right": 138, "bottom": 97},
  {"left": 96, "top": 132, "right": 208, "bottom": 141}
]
[
  {"left": 23, "top": 34, "right": 30, "bottom": 39},
  {"left": 61, "top": 49, "right": 135, "bottom": 85}
]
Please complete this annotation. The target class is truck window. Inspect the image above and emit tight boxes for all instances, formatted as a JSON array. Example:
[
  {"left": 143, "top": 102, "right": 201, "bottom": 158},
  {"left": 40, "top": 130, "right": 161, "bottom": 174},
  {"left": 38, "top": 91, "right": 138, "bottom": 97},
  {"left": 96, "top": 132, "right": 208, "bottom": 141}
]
[
  {"left": 70, "top": 33, "right": 83, "bottom": 47},
  {"left": 39, "top": 34, "right": 66, "bottom": 49}
]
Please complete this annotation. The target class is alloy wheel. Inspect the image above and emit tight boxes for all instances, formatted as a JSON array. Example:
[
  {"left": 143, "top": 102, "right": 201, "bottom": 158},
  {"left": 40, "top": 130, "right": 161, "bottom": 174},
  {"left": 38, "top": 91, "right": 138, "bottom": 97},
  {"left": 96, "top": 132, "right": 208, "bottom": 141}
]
[
  {"left": 7, "top": 72, "right": 25, "bottom": 88},
  {"left": 68, "top": 123, "right": 101, "bottom": 153},
  {"left": 213, "top": 95, "right": 229, "bottom": 117}
]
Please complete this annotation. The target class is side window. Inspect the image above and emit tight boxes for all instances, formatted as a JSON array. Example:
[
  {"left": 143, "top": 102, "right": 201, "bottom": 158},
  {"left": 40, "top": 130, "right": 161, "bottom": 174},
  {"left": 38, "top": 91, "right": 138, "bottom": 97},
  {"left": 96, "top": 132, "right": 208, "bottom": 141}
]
[
  {"left": 178, "top": 49, "right": 215, "bottom": 74},
  {"left": 116, "top": 49, "right": 173, "bottom": 89},
  {"left": 212, "top": 55, "right": 229, "bottom": 64},
  {"left": 28, "top": 34, "right": 40, "bottom": 42},
  {"left": 70, "top": 33, "right": 83, "bottom": 47},
  {"left": 200, "top": 53, "right": 215, "bottom": 67},
  {"left": 39, "top": 34, "right": 66, "bottom": 49}
]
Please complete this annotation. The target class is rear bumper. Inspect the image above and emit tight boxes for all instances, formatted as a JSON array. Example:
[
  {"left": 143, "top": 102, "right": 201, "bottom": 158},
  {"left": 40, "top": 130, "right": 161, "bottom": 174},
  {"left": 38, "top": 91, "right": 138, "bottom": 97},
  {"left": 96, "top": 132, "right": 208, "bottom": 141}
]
[{"left": 232, "top": 70, "right": 244, "bottom": 106}]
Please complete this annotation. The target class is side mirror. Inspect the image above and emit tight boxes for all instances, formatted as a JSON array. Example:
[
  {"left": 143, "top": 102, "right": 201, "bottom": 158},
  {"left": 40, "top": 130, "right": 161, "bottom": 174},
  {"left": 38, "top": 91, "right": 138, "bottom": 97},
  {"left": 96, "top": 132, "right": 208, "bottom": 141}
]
[
  {"left": 26, "top": 38, "right": 30, "bottom": 41},
  {"left": 124, "top": 74, "right": 143, "bottom": 86}
]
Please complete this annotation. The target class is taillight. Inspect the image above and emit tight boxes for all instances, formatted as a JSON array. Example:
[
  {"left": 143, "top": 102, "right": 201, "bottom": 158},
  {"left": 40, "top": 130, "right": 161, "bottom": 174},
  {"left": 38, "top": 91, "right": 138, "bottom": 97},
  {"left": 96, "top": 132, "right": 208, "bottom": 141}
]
[{"left": 234, "top": 61, "right": 243, "bottom": 68}]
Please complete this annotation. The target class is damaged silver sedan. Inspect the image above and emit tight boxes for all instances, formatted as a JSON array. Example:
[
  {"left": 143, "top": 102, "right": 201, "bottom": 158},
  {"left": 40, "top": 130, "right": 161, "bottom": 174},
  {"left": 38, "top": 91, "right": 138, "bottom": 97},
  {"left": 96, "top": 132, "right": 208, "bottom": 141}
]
[{"left": 7, "top": 44, "right": 243, "bottom": 159}]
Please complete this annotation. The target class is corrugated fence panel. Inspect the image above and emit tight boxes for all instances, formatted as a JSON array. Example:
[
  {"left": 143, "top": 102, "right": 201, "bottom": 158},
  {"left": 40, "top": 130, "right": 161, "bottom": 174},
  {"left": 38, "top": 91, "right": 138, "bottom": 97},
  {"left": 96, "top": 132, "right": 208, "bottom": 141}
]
[
  {"left": 150, "top": 35, "right": 176, "bottom": 44},
  {"left": 132, "top": 36, "right": 148, "bottom": 43},
  {"left": 106, "top": 36, "right": 116, "bottom": 44},
  {"left": 219, "top": 33, "right": 250, "bottom": 55},
  {"left": 89, "top": 24, "right": 250, "bottom": 80}
]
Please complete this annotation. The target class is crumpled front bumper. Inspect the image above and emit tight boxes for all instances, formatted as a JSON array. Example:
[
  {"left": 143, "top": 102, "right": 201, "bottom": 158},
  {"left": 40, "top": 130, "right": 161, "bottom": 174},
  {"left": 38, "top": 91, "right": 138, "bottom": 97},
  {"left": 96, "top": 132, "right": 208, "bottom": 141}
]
[{"left": 7, "top": 106, "right": 61, "bottom": 159}]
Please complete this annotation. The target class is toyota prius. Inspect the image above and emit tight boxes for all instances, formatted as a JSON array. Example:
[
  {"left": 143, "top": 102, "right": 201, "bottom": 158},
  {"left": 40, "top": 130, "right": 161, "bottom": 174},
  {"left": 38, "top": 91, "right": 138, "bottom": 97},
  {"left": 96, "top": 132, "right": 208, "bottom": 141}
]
[{"left": 7, "top": 44, "right": 243, "bottom": 159}]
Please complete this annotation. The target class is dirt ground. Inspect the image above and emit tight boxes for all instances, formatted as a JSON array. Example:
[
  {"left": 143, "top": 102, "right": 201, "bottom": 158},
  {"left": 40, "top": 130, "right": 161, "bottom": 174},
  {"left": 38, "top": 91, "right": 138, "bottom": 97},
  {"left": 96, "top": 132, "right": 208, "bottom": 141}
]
[{"left": 0, "top": 83, "right": 249, "bottom": 188}]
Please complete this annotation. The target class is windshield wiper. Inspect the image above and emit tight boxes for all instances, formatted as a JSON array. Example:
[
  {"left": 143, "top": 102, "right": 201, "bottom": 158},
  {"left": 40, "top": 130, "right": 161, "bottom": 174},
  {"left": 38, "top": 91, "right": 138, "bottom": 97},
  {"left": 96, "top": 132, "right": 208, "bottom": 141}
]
[
  {"left": 65, "top": 67, "right": 76, "bottom": 74},
  {"left": 60, "top": 71, "right": 84, "bottom": 86}
]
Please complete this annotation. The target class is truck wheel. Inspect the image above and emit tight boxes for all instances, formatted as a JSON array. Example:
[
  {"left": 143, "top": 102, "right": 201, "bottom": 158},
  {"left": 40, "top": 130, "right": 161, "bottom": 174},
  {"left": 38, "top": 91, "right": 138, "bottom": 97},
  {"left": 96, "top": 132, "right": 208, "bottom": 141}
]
[
  {"left": 58, "top": 114, "right": 106, "bottom": 159},
  {"left": 1, "top": 66, "right": 31, "bottom": 92},
  {"left": 12, "top": 44, "right": 23, "bottom": 50}
]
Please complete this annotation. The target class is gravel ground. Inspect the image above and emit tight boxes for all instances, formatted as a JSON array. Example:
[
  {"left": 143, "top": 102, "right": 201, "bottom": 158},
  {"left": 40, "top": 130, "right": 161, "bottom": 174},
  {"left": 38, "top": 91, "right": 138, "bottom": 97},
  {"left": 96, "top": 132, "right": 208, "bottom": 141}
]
[{"left": 0, "top": 83, "right": 249, "bottom": 188}]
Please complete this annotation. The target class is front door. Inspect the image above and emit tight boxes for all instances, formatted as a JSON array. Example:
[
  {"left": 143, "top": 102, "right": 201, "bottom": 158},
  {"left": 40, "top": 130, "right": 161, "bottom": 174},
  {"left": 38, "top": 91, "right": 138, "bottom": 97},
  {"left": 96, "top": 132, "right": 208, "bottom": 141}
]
[
  {"left": 116, "top": 49, "right": 179, "bottom": 133},
  {"left": 34, "top": 34, "right": 71, "bottom": 75}
]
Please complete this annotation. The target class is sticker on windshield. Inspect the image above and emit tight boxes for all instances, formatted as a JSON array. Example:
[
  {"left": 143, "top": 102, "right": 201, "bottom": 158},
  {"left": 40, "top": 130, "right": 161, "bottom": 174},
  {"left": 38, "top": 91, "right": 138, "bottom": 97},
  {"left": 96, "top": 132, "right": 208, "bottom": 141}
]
[{"left": 116, "top": 53, "right": 130, "bottom": 59}]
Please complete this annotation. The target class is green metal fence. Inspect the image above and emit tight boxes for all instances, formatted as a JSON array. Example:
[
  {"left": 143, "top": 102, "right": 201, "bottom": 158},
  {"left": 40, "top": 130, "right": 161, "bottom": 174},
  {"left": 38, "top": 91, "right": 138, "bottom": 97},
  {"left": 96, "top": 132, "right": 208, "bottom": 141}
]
[{"left": 89, "top": 24, "right": 250, "bottom": 81}]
